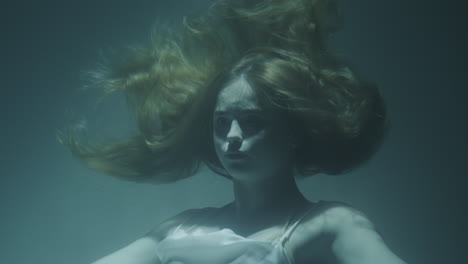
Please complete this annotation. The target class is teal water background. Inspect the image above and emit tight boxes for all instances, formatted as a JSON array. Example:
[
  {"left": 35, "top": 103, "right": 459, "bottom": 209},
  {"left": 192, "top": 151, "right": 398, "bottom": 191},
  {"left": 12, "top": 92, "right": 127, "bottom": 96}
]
[{"left": 1, "top": 0, "right": 466, "bottom": 263}]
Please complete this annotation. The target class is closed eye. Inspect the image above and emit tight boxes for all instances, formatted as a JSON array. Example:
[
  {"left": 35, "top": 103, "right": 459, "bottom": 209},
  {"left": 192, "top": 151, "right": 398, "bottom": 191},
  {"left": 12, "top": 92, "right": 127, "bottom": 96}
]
[
  {"left": 239, "top": 115, "right": 266, "bottom": 135},
  {"left": 214, "top": 116, "right": 231, "bottom": 136},
  {"left": 213, "top": 110, "right": 267, "bottom": 137}
]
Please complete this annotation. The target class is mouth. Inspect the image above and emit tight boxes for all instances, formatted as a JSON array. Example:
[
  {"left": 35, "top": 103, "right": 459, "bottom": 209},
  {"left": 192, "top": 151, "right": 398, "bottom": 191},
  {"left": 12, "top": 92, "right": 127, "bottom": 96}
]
[{"left": 225, "top": 152, "right": 248, "bottom": 160}]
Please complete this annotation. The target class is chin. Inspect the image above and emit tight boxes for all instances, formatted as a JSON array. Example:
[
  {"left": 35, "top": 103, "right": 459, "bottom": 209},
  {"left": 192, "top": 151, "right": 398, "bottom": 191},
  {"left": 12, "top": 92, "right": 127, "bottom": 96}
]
[
  {"left": 221, "top": 158, "right": 290, "bottom": 182},
  {"left": 224, "top": 163, "right": 257, "bottom": 181},
  {"left": 225, "top": 166, "right": 274, "bottom": 183}
]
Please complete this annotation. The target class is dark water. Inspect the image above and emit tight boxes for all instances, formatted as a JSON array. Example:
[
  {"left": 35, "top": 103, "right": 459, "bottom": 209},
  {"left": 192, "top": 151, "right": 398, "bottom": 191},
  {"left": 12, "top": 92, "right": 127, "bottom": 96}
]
[{"left": 1, "top": 0, "right": 466, "bottom": 263}]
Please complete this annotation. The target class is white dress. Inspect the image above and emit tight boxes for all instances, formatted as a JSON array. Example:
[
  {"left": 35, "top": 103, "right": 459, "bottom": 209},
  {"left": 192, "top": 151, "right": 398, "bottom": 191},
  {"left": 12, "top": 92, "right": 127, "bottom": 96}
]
[{"left": 155, "top": 205, "right": 317, "bottom": 264}]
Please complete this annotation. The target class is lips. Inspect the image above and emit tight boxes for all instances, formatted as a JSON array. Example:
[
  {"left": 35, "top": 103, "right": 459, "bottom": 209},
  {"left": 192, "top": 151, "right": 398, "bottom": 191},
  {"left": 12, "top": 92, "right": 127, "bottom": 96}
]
[{"left": 225, "top": 152, "right": 248, "bottom": 160}]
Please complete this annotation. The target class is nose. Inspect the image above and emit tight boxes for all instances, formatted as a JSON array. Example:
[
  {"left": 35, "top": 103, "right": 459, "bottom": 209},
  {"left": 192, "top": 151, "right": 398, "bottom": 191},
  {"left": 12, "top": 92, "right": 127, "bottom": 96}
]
[{"left": 227, "top": 120, "right": 243, "bottom": 150}]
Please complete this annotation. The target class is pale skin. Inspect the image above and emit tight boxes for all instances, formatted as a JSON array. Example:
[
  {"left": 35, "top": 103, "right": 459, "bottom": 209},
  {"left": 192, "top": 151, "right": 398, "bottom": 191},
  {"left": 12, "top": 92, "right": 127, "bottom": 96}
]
[{"left": 91, "top": 76, "right": 406, "bottom": 264}]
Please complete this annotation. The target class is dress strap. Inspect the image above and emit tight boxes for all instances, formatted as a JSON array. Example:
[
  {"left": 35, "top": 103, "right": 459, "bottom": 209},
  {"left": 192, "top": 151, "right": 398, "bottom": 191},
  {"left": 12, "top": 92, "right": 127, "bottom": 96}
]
[{"left": 279, "top": 201, "right": 320, "bottom": 245}]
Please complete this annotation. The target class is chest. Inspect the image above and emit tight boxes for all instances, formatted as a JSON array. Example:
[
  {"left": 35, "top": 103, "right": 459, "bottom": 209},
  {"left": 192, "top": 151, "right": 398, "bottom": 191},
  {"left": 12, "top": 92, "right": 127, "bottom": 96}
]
[
  {"left": 158, "top": 226, "right": 289, "bottom": 264},
  {"left": 176, "top": 222, "right": 335, "bottom": 264}
]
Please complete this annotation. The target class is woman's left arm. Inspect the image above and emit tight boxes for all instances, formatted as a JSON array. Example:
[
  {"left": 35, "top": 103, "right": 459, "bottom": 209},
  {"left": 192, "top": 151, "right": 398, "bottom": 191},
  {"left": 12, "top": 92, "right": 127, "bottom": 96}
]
[{"left": 325, "top": 206, "right": 407, "bottom": 264}]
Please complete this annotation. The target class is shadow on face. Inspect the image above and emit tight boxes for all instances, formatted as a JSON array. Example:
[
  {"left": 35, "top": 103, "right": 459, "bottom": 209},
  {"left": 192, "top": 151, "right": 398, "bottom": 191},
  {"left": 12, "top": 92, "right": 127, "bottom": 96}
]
[{"left": 212, "top": 76, "right": 296, "bottom": 182}]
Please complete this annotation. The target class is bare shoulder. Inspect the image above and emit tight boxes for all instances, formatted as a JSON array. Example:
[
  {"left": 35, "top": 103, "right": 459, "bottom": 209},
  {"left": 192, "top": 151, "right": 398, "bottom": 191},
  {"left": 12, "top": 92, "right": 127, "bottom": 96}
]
[
  {"left": 296, "top": 201, "right": 407, "bottom": 264},
  {"left": 290, "top": 201, "right": 363, "bottom": 239},
  {"left": 318, "top": 201, "right": 375, "bottom": 232},
  {"left": 145, "top": 208, "right": 209, "bottom": 242}
]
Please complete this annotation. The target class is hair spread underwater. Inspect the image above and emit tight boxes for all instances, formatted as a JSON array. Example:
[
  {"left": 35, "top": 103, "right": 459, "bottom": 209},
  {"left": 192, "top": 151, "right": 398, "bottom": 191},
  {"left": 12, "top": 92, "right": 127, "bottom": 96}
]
[{"left": 60, "top": 0, "right": 407, "bottom": 263}]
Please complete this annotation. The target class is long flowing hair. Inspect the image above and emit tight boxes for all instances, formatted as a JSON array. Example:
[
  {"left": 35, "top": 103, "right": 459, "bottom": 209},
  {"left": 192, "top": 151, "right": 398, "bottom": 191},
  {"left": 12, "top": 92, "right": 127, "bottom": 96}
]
[{"left": 60, "top": 0, "right": 387, "bottom": 183}]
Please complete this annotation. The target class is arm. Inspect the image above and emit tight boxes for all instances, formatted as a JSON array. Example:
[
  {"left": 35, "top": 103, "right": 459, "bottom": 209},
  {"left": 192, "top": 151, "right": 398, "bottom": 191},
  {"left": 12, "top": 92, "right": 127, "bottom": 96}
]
[
  {"left": 91, "top": 237, "right": 160, "bottom": 264},
  {"left": 90, "top": 209, "right": 198, "bottom": 264},
  {"left": 324, "top": 206, "right": 407, "bottom": 264}
]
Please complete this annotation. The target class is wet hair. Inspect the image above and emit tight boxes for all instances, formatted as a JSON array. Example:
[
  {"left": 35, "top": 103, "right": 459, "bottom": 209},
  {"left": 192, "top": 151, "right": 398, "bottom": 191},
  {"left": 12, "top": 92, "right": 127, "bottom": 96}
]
[
  {"left": 209, "top": 0, "right": 343, "bottom": 62},
  {"left": 202, "top": 48, "right": 387, "bottom": 177},
  {"left": 60, "top": 0, "right": 387, "bottom": 183}
]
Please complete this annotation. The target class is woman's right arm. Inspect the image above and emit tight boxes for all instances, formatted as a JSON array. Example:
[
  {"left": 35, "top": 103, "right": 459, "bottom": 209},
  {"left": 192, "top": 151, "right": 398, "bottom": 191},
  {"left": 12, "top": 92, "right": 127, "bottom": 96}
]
[
  {"left": 90, "top": 209, "right": 198, "bottom": 264},
  {"left": 91, "top": 237, "right": 161, "bottom": 264}
]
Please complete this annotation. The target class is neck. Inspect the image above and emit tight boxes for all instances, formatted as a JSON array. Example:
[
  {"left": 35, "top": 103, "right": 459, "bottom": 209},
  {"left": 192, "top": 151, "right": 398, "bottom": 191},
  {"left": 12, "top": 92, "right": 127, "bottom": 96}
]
[{"left": 230, "top": 172, "right": 308, "bottom": 228}]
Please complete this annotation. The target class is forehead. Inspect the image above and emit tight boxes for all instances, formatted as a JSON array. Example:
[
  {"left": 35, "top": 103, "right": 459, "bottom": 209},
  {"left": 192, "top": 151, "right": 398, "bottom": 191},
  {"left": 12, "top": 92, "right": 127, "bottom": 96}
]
[{"left": 215, "top": 76, "right": 261, "bottom": 112}]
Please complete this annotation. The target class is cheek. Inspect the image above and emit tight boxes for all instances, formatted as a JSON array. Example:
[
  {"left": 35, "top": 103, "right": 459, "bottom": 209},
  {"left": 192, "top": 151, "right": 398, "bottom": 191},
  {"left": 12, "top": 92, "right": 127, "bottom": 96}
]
[
  {"left": 247, "top": 130, "right": 293, "bottom": 161},
  {"left": 213, "top": 134, "right": 225, "bottom": 155}
]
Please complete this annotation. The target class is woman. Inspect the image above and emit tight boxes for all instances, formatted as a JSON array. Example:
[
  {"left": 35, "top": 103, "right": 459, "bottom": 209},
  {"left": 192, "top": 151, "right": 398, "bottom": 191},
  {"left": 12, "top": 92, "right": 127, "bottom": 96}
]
[{"left": 63, "top": 1, "right": 407, "bottom": 263}]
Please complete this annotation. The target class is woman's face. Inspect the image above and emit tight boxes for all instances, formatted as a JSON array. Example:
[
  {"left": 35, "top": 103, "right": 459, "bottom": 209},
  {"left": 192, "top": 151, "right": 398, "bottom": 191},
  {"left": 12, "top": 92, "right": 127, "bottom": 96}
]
[{"left": 213, "top": 76, "right": 295, "bottom": 182}]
